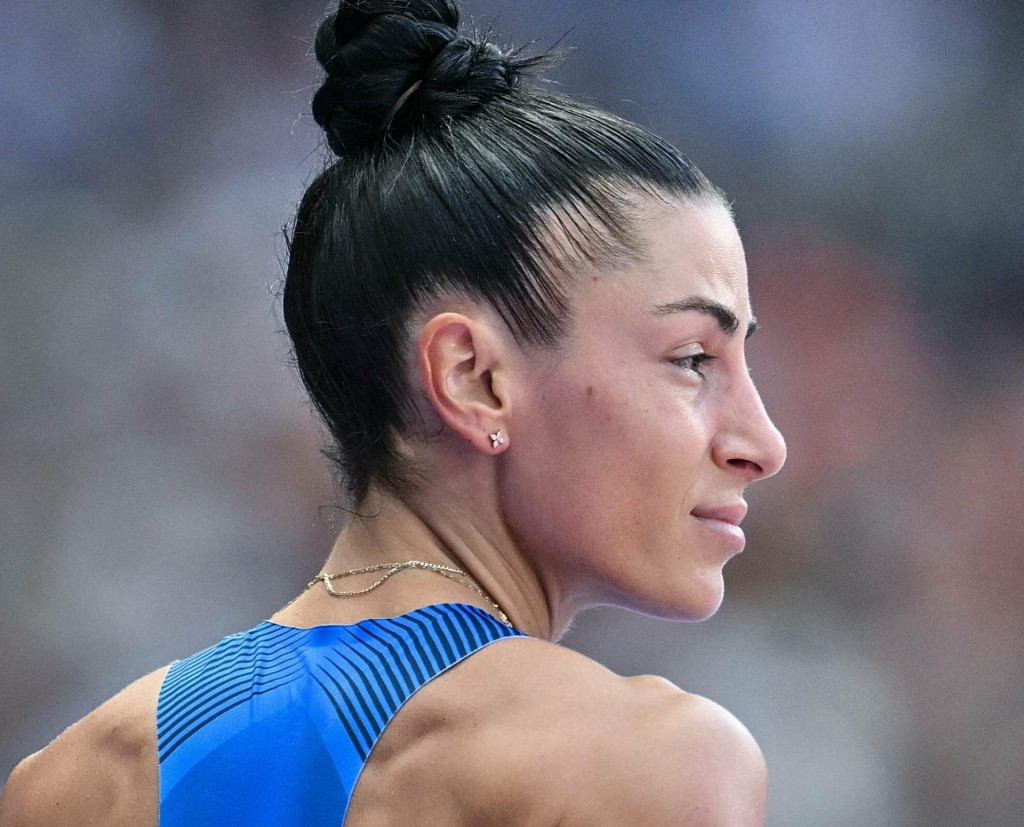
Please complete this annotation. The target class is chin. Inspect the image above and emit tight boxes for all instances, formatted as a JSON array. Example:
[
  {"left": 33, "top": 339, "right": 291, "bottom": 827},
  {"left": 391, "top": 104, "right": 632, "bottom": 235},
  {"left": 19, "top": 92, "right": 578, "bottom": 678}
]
[{"left": 618, "top": 568, "right": 727, "bottom": 623}]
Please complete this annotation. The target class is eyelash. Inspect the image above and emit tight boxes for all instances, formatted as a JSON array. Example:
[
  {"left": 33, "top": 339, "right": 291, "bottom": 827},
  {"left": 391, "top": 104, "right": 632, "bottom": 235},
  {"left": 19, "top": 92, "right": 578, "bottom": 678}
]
[{"left": 671, "top": 352, "right": 717, "bottom": 377}]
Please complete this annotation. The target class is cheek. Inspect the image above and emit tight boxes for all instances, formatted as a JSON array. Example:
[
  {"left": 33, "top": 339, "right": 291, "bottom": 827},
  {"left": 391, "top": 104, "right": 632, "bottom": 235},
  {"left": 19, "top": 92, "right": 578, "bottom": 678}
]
[
  {"left": 536, "top": 374, "right": 657, "bottom": 482},
  {"left": 503, "top": 370, "right": 709, "bottom": 565},
  {"left": 569, "top": 376, "right": 706, "bottom": 487}
]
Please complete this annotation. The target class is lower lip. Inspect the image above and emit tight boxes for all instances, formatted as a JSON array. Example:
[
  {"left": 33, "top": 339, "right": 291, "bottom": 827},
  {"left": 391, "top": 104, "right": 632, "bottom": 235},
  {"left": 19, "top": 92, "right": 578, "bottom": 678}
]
[{"left": 691, "top": 516, "right": 746, "bottom": 553}]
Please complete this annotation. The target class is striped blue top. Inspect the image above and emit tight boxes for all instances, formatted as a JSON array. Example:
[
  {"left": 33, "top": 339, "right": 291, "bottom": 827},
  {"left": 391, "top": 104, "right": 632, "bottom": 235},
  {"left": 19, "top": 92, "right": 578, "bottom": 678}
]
[{"left": 157, "top": 602, "right": 526, "bottom": 826}]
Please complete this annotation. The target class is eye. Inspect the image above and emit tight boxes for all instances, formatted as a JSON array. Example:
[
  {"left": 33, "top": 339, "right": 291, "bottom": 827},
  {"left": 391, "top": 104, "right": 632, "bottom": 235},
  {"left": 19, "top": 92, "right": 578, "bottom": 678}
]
[{"left": 670, "top": 352, "right": 717, "bottom": 378}]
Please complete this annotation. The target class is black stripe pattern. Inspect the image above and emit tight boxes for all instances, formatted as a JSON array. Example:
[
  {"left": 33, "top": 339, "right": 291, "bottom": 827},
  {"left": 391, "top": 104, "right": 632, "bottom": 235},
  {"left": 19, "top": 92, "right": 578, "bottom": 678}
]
[{"left": 157, "top": 602, "right": 525, "bottom": 825}]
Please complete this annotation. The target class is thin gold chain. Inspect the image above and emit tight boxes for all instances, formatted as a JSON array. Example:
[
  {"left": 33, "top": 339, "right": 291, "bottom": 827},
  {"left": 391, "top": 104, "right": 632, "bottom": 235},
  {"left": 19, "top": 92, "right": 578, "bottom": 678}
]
[{"left": 307, "top": 561, "right": 513, "bottom": 629}]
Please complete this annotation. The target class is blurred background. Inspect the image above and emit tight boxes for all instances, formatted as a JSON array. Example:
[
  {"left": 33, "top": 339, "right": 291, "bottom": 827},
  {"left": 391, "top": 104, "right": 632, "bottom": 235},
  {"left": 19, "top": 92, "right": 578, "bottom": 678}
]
[{"left": 2, "top": 0, "right": 1022, "bottom": 824}]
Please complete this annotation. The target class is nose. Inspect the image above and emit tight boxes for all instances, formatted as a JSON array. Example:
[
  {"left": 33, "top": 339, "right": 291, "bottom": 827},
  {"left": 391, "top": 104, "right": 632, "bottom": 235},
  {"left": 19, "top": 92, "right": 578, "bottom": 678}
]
[{"left": 712, "top": 370, "right": 787, "bottom": 482}]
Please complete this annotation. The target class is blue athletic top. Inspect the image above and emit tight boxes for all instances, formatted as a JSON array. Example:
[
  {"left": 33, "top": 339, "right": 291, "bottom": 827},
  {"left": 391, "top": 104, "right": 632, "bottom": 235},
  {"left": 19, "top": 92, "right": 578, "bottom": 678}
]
[{"left": 156, "top": 602, "right": 526, "bottom": 825}]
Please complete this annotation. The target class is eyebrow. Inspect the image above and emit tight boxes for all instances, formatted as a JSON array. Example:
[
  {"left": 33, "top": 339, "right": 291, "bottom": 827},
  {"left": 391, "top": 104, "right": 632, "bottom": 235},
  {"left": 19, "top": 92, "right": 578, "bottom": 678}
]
[{"left": 651, "top": 295, "right": 758, "bottom": 340}]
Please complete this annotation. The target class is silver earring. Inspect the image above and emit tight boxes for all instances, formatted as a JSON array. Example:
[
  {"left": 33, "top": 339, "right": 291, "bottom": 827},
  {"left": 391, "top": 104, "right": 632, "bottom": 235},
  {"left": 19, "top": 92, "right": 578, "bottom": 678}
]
[{"left": 489, "top": 429, "right": 506, "bottom": 449}]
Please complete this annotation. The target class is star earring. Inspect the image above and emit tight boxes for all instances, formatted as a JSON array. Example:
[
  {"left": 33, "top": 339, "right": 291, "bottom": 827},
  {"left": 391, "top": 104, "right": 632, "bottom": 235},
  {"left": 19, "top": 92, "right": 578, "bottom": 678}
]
[{"left": 489, "top": 429, "right": 506, "bottom": 449}]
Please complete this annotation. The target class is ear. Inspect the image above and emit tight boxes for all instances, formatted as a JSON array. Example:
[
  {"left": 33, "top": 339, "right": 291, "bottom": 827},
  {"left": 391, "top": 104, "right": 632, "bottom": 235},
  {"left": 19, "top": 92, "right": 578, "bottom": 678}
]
[{"left": 417, "top": 312, "right": 511, "bottom": 454}]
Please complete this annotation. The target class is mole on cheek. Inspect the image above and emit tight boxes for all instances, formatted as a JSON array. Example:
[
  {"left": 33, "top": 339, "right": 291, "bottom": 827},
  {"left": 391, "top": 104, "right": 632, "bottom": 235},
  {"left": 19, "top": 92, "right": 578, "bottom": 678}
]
[{"left": 586, "top": 385, "right": 595, "bottom": 399}]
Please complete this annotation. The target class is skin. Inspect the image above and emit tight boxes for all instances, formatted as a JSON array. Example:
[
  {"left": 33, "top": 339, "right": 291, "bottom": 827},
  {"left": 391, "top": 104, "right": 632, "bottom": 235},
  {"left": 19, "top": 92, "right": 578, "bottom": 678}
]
[{"left": 0, "top": 198, "right": 785, "bottom": 826}]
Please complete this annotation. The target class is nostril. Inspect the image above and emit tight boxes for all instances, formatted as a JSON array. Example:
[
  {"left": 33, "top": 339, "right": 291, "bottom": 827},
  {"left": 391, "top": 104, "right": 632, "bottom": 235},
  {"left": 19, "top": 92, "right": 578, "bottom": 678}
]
[{"left": 727, "top": 457, "right": 763, "bottom": 476}]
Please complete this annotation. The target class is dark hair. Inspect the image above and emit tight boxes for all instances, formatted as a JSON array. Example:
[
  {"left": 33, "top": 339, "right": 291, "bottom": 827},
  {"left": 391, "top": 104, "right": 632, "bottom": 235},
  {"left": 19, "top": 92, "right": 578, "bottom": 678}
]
[{"left": 284, "top": 0, "right": 725, "bottom": 504}]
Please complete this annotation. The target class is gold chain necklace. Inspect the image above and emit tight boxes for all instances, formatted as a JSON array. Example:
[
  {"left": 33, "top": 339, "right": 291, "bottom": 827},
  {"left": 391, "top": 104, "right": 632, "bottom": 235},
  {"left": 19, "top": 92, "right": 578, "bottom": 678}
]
[{"left": 307, "top": 560, "right": 513, "bottom": 629}]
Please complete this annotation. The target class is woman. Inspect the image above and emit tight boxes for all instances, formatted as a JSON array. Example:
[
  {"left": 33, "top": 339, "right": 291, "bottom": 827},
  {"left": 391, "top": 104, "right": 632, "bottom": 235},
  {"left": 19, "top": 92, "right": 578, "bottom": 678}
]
[{"left": 0, "top": 0, "right": 785, "bottom": 824}]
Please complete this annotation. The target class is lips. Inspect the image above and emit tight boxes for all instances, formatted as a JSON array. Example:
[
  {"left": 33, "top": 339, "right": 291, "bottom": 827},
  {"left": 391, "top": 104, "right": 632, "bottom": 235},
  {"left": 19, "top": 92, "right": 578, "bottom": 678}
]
[
  {"left": 690, "top": 502, "right": 748, "bottom": 526},
  {"left": 690, "top": 502, "right": 748, "bottom": 553}
]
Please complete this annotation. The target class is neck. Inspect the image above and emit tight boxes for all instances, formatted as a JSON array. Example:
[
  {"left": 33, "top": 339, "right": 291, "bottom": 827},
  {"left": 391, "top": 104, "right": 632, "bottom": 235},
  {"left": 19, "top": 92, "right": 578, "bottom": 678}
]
[{"left": 319, "top": 485, "right": 567, "bottom": 641}]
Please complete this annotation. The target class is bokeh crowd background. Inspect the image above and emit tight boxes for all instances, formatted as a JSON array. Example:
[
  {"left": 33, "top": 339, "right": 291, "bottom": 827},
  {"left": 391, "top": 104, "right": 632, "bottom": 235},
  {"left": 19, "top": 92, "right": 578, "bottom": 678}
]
[{"left": 2, "top": 1, "right": 1022, "bottom": 824}]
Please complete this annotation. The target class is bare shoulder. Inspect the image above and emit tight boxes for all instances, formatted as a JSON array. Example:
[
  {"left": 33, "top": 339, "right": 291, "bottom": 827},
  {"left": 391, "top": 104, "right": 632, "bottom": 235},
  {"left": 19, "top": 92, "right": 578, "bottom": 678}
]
[
  {"left": 422, "top": 638, "right": 765, "bottom": 826},
  {"left": 579, "top": 680, "right": 768, "bottom": 826},
  {"left": 0, "top": 666, "right": 168, "bottom": 827},
  {"left": 564, "top": 670, "right": 766, "bottom": 827}
]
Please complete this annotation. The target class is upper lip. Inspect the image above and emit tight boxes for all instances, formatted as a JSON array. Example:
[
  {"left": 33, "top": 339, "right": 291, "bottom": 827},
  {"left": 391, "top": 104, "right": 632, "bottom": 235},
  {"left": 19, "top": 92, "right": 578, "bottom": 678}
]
[{"left": 690, "top": 502, "right": 748, "bottom": 526}]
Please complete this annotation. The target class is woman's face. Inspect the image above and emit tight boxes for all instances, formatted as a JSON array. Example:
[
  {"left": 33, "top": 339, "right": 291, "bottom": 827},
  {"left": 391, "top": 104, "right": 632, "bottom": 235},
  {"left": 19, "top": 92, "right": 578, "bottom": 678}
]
[{"left": 501, "top": 198, "right": 786, "bottom": 621}]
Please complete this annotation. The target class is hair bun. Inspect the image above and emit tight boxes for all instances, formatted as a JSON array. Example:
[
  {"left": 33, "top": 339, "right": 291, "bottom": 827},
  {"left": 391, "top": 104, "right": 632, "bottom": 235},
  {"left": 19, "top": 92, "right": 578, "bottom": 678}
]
[{"left": 312, "top": 0, "right": 519, "bottom": 156}]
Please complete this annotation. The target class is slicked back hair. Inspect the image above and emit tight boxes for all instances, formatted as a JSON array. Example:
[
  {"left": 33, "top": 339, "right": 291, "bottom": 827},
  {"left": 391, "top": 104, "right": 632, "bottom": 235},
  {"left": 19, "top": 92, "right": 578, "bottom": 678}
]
[{"left": 284, "top": 1, "right": 725, "bottom": 504}]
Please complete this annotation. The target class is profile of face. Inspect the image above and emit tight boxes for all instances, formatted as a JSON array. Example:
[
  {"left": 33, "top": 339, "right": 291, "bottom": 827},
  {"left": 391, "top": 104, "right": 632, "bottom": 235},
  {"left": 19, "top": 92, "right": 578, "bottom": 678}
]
[{"left": 499, "top": 198, "right": 787, "bottom": 622}]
